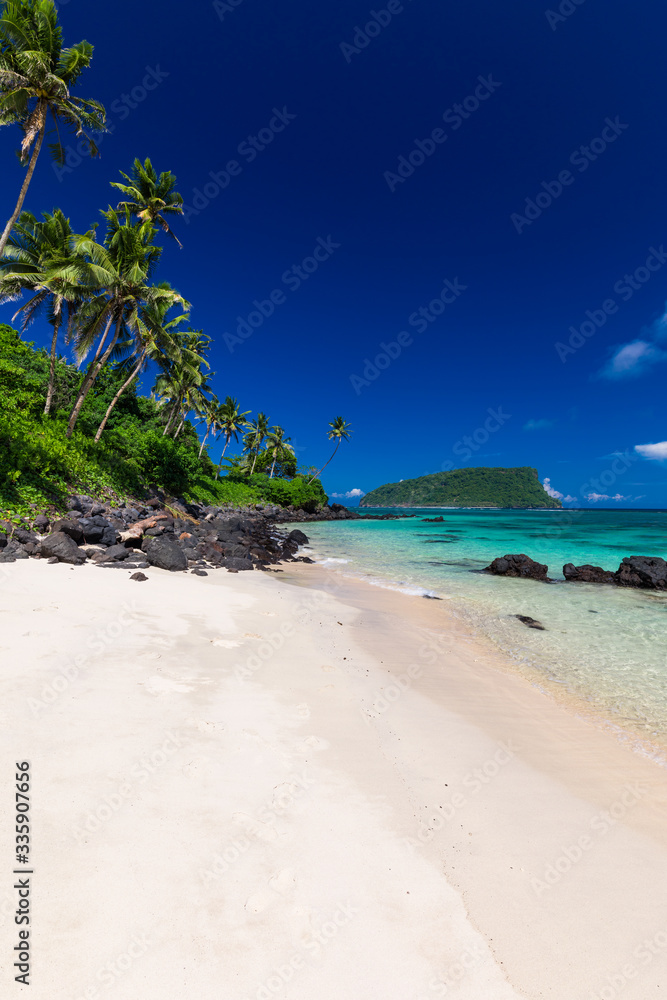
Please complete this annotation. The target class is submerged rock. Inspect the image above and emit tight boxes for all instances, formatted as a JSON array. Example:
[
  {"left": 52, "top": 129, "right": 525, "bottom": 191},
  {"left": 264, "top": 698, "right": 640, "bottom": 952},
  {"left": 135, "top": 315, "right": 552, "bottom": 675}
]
[
  {"left": 485, "top": 553, "right": 550, "bottom": 582},
  {"left": 514, "top": 615, "right": 546, "bottom": 630},
  {"left": 563, "top": 563, "right": 615, "bottom": 585}
]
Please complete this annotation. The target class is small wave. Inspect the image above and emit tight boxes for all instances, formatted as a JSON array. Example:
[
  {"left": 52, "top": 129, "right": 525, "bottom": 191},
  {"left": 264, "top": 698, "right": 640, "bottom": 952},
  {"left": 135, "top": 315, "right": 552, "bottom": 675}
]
[{"left": 317, "top": 557, "right": 350, "bottom": 566}]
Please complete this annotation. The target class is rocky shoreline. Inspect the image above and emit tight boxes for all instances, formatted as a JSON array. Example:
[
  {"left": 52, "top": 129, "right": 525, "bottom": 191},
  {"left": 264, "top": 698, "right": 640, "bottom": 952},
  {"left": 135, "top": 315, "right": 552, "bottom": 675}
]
[
  {"left": 485, "top": 552, "right": 667, "bottom": 590},
  {"left": 0, "top": 496, "right": 416, "bottom": 577}
]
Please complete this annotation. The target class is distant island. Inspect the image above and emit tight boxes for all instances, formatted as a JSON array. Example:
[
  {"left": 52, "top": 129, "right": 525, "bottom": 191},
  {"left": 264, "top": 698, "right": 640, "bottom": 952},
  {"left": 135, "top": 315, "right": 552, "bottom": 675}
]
[{"left": 360, "top": 467, "right": 563, "bottom": 509}]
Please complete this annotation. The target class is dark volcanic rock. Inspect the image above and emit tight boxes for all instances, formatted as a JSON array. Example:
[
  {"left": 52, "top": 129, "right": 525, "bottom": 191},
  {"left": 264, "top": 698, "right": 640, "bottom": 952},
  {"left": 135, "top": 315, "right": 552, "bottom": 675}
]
[
  {"left": 142, "top": 535, "right": 188, "bottom": 572},
  {"left": 191, "top": 568, "right": 208, "bottom": 577},
  {"left": 0, "top": 532, "right": 6, "bottom": 549},
  {"left": 33, "top": 514, "right": 50, "bottom": 532},
  {"left": 130, "top": 572, "right": 148, "bottom": 582},
  {"left": 52, "top": 518, "right": 84, "bottom": 543},
  {"left": 422, "top": 516, "right": 445, "bottom": 522},
  {"left": 563, "top": 563, "right": 615, "bottom": 585},
  {"left": 485, "top": 554, "right": 550, "bottom": 582},
  {"left": 41, "top": 531, "right": 86, "bottom": 565},
  {"left": 79, "top": 516, "right": 117, "bottom": 546},
  {"left": 94, "top": 544, "right": 131, "bottom": 563},
  {"left": 515, "top": 615, "right": 546, "bottom": 630},
  {"left": 287, "top": 529, "right": 309, "bottom": 546},
  {"left": 615, "top": 556, "right": 667, "bottom": 590},
  {"left": 223, "top": 557, "right": 253, "bottom": 571}
]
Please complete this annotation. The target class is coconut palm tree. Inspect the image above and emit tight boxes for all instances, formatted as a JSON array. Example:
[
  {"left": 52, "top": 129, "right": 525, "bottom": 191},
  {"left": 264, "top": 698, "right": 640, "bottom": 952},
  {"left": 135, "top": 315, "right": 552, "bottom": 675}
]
[
  {"left": 111, "top": 158, "right": 184, "bottom": 248},
  {"left": 246, "top": 411, "right": 269, "bottom": 475},
  {"left": 62, "top": 207, "right": 165, "bottom": 437},
  {"left": 197, "top": 393, "right": 221, "bottom": 459},
  {"left": 307, "top": 417, "right": 352, "bottom": 484},
  {"left": 93, "top": 288, "right": 191, "bottom": 442},
  {"left": 0, "top": 208, "right": 89, "bottom": 414},
  {"left": 265, "top": 426, "right": 294, "bottom": 478},
  {"left": 154, "top": 330, "right": 211, "bottom": 436},
  {"left": 215, "top": 396, "right": 250, "bottom": 478},
  {"left": 0, "top": 0, "right": 106, "bottom": 256}
]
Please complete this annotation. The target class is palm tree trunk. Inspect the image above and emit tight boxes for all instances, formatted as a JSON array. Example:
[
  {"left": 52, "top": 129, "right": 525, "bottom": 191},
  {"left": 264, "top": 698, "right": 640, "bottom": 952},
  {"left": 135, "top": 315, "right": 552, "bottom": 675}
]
[
  {"left": 66, "top": 313, "right": 114, "bottom": 426},
  {"left": 174, "top": 414, "right": 186, "bottom": 439},
  {"left": 198, "top": 425, "right": 210, "bottom": 459},
  {"left": 67, "top": 316, "right": 122, "bottom": 438},
  {"left": 270, "top": 455, "right": 277, "bottom": 478},
  {"left": 307, "top": 439, "right": 340, "bottom": 485},
  {"left": 93, "top": 351, "right": 146, "bottom": 443},
  {"left": 162, "top": 398, "right": 180, "bottom": 436},
  {"left": 43, "top": 315, "right": 61, "bottom": 416},
  {"left": 216, "top": 435, "right": 231, "bottom": 479},
  {"left": 0, "top": 114, "right": 46, "bottom": 258}
]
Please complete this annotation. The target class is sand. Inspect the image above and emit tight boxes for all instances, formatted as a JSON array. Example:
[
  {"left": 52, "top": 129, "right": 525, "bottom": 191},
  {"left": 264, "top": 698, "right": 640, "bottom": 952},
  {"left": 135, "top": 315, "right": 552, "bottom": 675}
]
[{"left": 1, "top": 557, "right": 666, "bottom": 999}]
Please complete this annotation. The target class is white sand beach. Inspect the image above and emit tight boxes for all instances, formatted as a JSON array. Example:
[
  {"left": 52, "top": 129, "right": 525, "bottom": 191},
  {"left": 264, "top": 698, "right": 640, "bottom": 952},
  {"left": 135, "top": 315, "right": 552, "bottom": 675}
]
[{"left": 1, "top": 559, "right": 666, "bottom": 999}]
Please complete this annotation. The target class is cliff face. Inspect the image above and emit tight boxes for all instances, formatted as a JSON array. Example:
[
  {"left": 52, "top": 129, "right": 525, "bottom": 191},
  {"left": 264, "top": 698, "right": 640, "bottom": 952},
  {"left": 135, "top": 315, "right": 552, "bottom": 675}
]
[{"left": 359, "top": 467, "right": 563, "bottom": 509}]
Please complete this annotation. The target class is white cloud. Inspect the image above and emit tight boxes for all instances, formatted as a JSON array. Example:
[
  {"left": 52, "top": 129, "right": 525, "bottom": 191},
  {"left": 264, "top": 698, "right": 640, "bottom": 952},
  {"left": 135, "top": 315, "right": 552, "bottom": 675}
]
[
  {"left": 524, "top": 418, "right": 554, "bottom": 431},
  {"left": 585, "top": 492, "right": 630, "bottom": 502},
  {"left": 600, "top": 339, "right": 667, "bottom": 379},
  {"left": 330, "top": 488, "right": 366, "bottom": 499},
  {"left": 543, "top": 478, "right": 576, "bottom": 502},
  {"left": 635, "top": 441, "right": 667, "bottom": 461}
]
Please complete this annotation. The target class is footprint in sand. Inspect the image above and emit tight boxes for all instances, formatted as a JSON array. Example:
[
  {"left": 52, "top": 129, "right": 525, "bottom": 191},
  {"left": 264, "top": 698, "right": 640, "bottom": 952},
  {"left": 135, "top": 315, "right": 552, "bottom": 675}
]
[
  {"left": 244, "top": 869, "right": 297, "bottom": 915},
  {"left": 268, "top": 868, "right": 297, "bottom": 895},
  {"left": 298, "top": 735, "right": 329, "bottom": 752},
  {"left": 233, "top": 811, "right": 279, "bottom": 843},
  {"left": 182, "top": 756, "right": 209, "bottom": 777},
  {"left": 143, "top": 675, "right": 193, "bottom": 694},
  {"left": 294, "top": 703, "right": 311, "bottom": 719},
  {"left": 194, "top": 720, "right": 225, "bottom": 733}
]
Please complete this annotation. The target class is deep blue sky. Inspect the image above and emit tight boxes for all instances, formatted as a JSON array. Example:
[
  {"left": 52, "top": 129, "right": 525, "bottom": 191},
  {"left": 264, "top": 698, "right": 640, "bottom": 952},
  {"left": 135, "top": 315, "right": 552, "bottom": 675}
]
[{"left": 3, "top": 0, "right": 667, "bottom": 506}]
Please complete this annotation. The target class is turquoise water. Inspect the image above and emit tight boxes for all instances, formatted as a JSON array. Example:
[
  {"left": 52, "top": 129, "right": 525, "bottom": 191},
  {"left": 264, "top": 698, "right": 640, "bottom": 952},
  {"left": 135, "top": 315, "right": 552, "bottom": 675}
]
[{"left": 302, "top": 509, "right": 667, "bottom": 744}]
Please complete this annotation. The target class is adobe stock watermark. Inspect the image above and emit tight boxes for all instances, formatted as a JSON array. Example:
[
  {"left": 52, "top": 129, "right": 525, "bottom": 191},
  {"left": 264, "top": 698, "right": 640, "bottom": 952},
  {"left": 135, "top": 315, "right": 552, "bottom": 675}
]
[
  {"left": 545, "top": 0, "right": 588, "bottom": 31},
  {"left": 223, "top": 236, "right": 340, "bottom": 353},
  {"left": 199, "top": 770, "right": 315, "bottom": 884},
  {"left": 213, "top": 0, "right": 247, "bottom": 21},
  {"left": 405, "top": 741, "right": 519, "bottom": 851},
  {"left": 417, "top": 944, "right": 484, "bottom": 997},
  {"left": 555, "top": 245, "right": 667, "bottom": 363},
  {"left": 182, "top": 107, "right": 296, "bottom": 223},
  {"left": 26, "top": 602, "right": 139, "bottom": 717},
  {"left": 70, "top": 932, "right": 151, "bottom": 1000},
  {"left": 440, "top": 406, "right": 511, "bottom": 469},
  {"left": 587, "top": 924, "right": 667, "bottom": 1000},
  {"left": 53, "top": 66, "right": 169, "bottom": 182},
  {"left": 71, "top": 731, "right": 189, "bottom": 844},
  {"left": 339, "top": 0, "right": 415, "bottom": 63},
  {"left": 543, "top": 448, "right": 639, "bottom": 523},
  {"left": 531, "top": 781, "right": 649, "bottom": 895},
  {"left": 349, "top": 277, "right": 467, "bottom": 394},
  {"left": 510, "top": 116, "right": 628, "bottom": 234},
  {"left": 383, "top": 75, "right": 502, "bottom": 192},
  {"left": 240, "top": 901, "right": 358, "bottom": 1000}
]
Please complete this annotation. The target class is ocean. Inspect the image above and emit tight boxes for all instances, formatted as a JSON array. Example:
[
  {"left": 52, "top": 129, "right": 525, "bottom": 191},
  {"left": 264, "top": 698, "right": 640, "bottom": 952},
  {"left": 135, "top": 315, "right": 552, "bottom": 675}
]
[{"left": 302, "top": 508, "right": 667, "bottom": 748}]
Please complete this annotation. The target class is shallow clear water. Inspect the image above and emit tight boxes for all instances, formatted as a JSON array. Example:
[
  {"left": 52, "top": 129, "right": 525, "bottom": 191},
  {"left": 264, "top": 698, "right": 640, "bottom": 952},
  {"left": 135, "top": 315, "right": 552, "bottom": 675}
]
[{"left": 302, "top": 509, "right": 667, "bottom": 742}]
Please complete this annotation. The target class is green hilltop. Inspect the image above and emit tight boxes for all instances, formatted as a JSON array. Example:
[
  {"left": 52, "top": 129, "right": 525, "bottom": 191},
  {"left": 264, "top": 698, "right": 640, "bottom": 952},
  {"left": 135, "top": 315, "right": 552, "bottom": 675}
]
[{"left": 360, "top": 467, "right": 562, "bottom": 509}]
